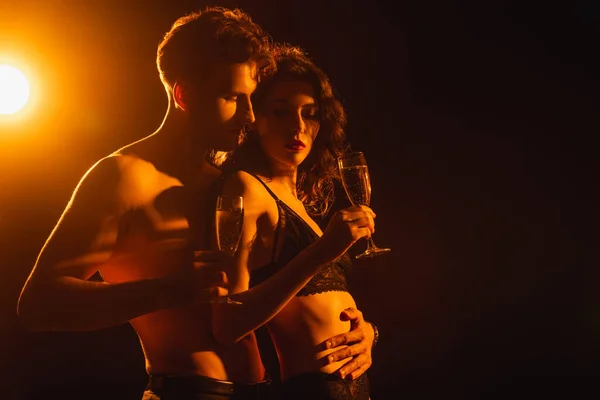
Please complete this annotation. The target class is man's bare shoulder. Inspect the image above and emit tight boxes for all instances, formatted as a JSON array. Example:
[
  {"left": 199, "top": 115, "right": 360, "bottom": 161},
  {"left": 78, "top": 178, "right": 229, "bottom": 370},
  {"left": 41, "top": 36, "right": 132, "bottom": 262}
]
[
  {"left": 78, "top": 153, "right": 180, "bottom": 211},
  {"left": 66, "top": 155, "right": 122, "bottom": 209}
]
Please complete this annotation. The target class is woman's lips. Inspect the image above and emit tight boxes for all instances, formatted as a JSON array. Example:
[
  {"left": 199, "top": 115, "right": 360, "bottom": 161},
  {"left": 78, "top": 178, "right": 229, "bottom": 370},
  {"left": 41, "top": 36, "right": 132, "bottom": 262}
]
[{"left": 285, "top": 140, "right": 306, "bottom": 151}]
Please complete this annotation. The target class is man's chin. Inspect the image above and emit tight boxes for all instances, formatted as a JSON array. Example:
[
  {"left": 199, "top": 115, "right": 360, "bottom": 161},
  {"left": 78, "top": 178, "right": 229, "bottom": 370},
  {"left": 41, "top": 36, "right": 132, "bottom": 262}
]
[
  {"left": 207, "top": 150, "right": 232, "bottom": 167},
  {"left": 223, "top": 137, "right": 242, "bottom": 152},
  {"left": 220, "top": 143, "right": 238, "bottom": 153}
]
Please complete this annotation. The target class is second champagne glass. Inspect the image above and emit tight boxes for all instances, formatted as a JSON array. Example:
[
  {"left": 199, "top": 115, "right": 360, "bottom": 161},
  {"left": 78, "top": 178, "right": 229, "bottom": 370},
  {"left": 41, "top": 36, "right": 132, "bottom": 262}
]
[
  {"left": 214, "top": 194, "right": 244, "bottom": 304},
  {"left": 338, "top": 151, "right": 391, "bottom": 259}
]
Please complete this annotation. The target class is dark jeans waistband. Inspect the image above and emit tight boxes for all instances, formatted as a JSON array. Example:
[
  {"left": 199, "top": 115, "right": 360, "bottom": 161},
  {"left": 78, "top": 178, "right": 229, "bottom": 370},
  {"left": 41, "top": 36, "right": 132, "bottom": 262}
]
[{"left": 147, "top": 375, "right": 272, "bottom": 398}]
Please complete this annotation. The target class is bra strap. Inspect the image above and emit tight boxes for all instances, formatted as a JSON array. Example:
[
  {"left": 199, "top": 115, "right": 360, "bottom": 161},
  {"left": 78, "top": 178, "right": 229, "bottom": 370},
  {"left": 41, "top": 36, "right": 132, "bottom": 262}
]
[{"left": 241, "top": 171, "right": 282, "bottom": 263}]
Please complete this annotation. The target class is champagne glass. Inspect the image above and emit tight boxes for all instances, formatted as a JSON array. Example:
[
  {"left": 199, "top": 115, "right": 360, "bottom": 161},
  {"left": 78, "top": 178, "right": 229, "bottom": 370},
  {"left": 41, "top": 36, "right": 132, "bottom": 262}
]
[
  {"left": 338, "top": 151, "right": 391, "bottom": 259},
  {"left": 213, "top": 194, "right": 244, "bottom": 304}
]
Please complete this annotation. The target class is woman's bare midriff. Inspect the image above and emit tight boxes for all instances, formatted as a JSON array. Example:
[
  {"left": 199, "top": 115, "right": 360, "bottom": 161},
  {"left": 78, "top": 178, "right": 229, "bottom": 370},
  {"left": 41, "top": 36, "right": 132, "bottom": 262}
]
[{"left": 267, "top": 290, "right": 357, "bottom": 382}]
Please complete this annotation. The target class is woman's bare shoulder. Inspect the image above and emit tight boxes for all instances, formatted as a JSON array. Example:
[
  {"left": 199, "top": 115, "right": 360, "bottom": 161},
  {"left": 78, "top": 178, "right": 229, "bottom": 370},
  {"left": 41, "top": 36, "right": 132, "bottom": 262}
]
[
  {"left": 222, "top": 171, "right": 276, "bottom": 214},
  {"left": 222, "top": 170, "right": 267, "bottom": 195}
]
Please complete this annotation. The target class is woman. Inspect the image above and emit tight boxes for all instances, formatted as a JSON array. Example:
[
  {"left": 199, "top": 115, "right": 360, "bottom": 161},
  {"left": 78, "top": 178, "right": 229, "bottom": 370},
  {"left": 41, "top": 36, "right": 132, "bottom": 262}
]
[{"left": 212, "top": 44, "right": 376, "bottom": 399}]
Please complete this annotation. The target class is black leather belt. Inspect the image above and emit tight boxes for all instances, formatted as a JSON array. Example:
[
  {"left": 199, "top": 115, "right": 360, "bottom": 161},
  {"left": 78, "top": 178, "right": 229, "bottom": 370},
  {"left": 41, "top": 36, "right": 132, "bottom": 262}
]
[{"left": 147, "top": 375, "right": 272, "bottom": 399}]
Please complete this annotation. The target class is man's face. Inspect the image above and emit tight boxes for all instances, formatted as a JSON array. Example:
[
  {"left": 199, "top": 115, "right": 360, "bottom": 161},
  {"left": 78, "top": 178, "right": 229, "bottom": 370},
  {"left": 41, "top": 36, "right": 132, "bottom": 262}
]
[{"left": 187, "top": 62, "right": 258, "bottom": 152}]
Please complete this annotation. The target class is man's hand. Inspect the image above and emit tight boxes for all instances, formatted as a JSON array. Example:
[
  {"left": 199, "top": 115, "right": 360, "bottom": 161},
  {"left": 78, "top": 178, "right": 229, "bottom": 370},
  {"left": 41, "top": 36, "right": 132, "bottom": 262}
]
[
  {"left": 323, "top": 307, "right": 375, "bottom": 380},
  {"left": 113, "top": 228, "right": 230, "bottom": 308},
  {"left": 189, "top": 250, "right": 230, "bottom": 304},
  {"left": 114, "top": 208, "right": 231, "bottom": 306},
  {"left": 158, "top": 248, "right": 230, "bottom": 308}
]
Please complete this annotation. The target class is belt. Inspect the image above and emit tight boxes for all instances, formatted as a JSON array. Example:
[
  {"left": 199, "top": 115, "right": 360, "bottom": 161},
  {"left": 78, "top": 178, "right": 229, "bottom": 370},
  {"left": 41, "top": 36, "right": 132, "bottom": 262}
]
[{"left": 147, "top": 375, "right": 272, "bottom": 398}]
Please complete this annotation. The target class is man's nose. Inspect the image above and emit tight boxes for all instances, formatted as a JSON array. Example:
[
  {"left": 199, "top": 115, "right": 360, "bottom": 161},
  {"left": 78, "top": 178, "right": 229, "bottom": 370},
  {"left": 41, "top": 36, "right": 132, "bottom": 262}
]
[{"left": 240, "top": 97, "right": 255, "bottom": 124}]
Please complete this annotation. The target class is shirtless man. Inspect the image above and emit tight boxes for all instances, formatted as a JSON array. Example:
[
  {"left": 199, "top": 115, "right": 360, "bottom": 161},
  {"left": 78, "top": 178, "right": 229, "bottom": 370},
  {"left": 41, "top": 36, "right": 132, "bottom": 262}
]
[{"left": 17, "top": 6, "right": 375, "bottom": 399}]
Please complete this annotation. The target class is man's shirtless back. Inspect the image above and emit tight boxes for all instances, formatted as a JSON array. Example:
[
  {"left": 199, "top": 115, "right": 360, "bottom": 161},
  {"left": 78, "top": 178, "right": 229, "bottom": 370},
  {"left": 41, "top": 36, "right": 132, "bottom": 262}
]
[
  {"left": 17, "top": 6, "right": 271, "bottom": 393},
  {"left": 17, "top": 7, "right": 377, "bottom": 399},
  {"left": 90, "top": 150, "right": 263, "bottom": 382}
]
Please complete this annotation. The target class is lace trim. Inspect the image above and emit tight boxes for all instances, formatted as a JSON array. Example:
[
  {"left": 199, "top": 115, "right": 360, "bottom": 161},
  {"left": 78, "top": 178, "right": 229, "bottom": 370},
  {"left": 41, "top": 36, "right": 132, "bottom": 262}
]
[
  {"left": 245, "top": 172, "right": 353, "bottom": 296},
  {"left": 281, "top": 372, "right": 370, "bottom": 400},
  {"left": 250, "top": 202, "right": 352, "bottom": 296}
]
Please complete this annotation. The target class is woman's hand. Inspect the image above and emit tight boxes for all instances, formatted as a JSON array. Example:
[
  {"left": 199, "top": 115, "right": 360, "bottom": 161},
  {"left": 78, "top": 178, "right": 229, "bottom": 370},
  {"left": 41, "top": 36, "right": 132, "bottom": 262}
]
[{"left": 318, "top": 205, "right": 376, "bottom": 260}]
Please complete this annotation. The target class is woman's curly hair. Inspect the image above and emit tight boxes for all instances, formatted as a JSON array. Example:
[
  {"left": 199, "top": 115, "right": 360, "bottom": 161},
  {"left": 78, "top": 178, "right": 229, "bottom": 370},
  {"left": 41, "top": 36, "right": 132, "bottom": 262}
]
[{"left": 220, "top": 43, "right": 349, "bottom": 217}]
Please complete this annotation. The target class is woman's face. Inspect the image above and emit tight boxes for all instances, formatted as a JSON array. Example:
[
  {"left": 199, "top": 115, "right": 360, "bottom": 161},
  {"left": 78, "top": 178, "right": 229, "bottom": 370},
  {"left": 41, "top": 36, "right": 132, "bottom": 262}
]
[{"left": 255, "top": 78, "right": 320, "bottom": 172}]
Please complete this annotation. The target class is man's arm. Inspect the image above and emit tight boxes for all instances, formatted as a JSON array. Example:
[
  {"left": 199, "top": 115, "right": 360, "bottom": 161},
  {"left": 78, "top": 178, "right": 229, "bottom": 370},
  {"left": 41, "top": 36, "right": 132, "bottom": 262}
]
[{"left": 17, "top": 156, "right": 224, "bottom": 331}]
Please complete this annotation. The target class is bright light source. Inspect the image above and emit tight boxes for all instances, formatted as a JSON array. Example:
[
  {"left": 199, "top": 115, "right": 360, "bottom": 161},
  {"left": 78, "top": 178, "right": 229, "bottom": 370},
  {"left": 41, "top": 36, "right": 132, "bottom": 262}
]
[{"left": 0, "top": 64, "right": 31, "bottom": 115}]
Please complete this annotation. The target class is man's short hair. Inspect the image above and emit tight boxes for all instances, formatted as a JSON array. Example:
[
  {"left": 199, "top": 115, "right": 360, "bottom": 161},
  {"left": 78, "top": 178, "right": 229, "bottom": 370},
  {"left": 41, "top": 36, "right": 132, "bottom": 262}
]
[{"left": 157, "top": 6, "right": 273, "bottom": 90}]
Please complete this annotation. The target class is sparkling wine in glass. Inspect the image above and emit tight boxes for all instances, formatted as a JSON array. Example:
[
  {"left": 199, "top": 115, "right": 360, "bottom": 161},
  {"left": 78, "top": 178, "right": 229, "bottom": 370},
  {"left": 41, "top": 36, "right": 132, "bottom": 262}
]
[
  {"left": 338, "top": 151, "right": 391, "bottom": 259},
  {"left": 214, "top": 194, "right": 244, "bottom": 304}
]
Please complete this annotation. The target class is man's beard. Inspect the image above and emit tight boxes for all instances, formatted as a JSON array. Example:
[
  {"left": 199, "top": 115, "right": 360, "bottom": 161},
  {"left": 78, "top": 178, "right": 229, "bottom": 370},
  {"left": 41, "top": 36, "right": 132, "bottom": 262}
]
[{"left": 206, "top": 149, "right": 230, "bottom": 168}]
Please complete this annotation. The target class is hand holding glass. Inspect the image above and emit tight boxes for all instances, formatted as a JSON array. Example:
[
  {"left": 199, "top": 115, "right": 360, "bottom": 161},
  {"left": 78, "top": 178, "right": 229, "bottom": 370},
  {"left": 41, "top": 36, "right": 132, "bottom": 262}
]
[
  {"left": 213, "top": 194, "right": 244, "bottom": 304},
  {"left": 338, "top": 152, "right": 391, "bottom": 259}
]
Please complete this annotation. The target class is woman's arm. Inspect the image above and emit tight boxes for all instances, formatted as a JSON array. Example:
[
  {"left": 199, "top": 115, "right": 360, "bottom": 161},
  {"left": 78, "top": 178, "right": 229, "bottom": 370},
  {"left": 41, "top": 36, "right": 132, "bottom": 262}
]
[{"left": 211, "top": 171, "right": 376, "bottom": 345}]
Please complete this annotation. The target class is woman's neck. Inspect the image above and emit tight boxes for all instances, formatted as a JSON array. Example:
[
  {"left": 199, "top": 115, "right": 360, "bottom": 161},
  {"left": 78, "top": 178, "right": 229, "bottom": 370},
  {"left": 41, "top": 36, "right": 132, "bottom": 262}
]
[{"left": 265, "top": 164, "right": 299, "bottom": 198}]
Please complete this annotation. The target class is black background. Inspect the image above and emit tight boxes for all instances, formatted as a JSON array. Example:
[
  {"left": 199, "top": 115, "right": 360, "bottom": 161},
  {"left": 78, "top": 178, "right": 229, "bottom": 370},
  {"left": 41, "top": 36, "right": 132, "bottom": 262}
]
[{"left": 0, "top": 1, "right": 596, "bottom": 399}]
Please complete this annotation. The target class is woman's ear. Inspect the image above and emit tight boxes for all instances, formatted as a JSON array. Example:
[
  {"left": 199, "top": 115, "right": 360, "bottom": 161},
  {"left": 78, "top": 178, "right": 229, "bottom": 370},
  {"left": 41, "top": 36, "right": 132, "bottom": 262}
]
[{"left": 173, "top": 81, "right": 190, "bottom": 111}]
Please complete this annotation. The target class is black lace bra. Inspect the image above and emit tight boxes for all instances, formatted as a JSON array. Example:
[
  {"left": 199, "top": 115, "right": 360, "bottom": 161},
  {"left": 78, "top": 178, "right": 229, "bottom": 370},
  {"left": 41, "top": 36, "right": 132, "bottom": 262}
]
[{"left": 245, "top": 172, "right": 352, "bottom": 296}]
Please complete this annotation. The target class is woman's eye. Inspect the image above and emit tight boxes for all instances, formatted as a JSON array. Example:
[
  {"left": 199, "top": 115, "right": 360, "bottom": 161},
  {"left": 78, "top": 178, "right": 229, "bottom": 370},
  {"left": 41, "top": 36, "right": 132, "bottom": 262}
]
[
  {"left": 303, "top": 111, "right": 319, "bottom": 120},
  {"left": 224, "top": 96, "right": 238, "bottom": 102}
]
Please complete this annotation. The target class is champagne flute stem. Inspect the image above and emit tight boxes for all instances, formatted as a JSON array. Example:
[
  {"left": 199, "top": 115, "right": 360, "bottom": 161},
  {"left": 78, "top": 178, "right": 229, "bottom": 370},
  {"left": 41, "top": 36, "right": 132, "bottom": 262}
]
[
  {"left": 356, "top": 235, "right": 390, "bottom": 259},
  {"left": 210, "top": 295, "right": 242, "bottom": 305},
  {"left": 367, "top": 236, "right": 377, "bottom": 251}
]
